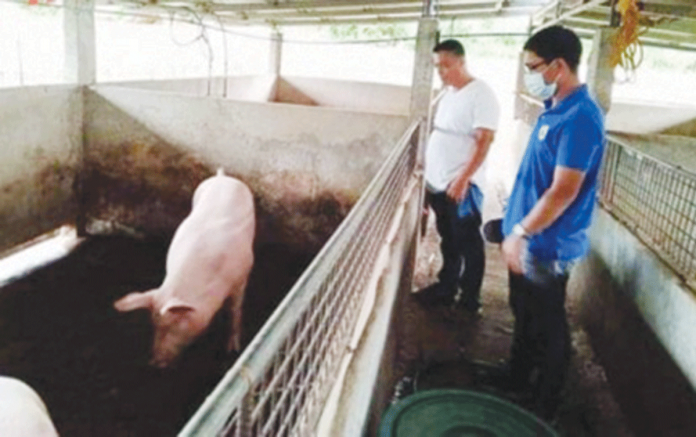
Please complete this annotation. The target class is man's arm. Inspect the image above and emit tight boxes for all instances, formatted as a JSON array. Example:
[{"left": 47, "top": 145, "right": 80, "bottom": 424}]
[
  {"left": 446, "top": 127, "right": 495, "bottom": 201},
  {"left": 502, "top": 166, "right": 585, "bottom": 273}
]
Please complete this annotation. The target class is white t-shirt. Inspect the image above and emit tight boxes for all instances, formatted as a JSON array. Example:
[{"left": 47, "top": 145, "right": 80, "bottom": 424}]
[{"left": 425, "top": 79, "right": 500, "bottom": 192}]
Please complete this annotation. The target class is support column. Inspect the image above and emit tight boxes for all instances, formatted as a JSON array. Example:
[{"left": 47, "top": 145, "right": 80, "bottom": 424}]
[
  {"left": 587, "top": 27, "right": 617, "bottom": 114},
  {"left": 410, "top": 18, "right": 437, "bottom": 123},
  {"left": 410, "top": 17, "right": 438, "bottom": 161},
  {"left": 64, "top": 0, "right": 96, "bottom": 85},
  {"left": 269, "top": 30, "right": 283, "bottom": 76},
  {"left": 407, "top": 16, "right": 437, "bottom": 301}
]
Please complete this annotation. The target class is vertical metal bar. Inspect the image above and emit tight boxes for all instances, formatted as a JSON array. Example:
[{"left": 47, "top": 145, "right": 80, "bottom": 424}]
[
  {"left": 269, "top": 30, "right": 283, "bottom": 76},
  {"left": 675, "top": 176, "right": 687, "bottom": 269},
  {"left": 611, "top": 141, "right": 620, "bottom": 205},
  {"left": 237, "top": 390, "right": 253, "bottom": 437},
  {"left": 656, "top": 166, "right": 667, "bottom": 240},
  {"left": 688, "top": 180, "right": 696, "bottom": 278},
  {"left": 665, "top": 171, "right": 679, "bottom": 256},
  {"left": 610, "top": 0, "right": 621, "bottom": 27},
  {"left": 636, "top": 158, "right": 648, "bottom": 231},
  {"left": 422, "top": 0, "right": 437, "bottom": 17},
  {"left": 602, "top": 140, "right": 617, "bottom": 206}
]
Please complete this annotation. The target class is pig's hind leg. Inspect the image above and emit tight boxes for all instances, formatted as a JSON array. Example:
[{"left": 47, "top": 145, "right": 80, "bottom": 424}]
[{"left": 226, "top": 281, "right": 247, "bottom": 353}]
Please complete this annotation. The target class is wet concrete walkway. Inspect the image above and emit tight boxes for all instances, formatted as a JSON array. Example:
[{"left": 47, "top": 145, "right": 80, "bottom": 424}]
[{"left": 392, "top": 215, "right": 635, "bottom": 436}]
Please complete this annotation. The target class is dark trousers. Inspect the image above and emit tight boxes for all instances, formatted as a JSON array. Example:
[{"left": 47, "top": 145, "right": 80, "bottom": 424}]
[
  {"left": 426, "top": 190, "right": 485, "bottom": 310},
  {"left": 508, "top": 269, "right": 572, "bottom": 418}
]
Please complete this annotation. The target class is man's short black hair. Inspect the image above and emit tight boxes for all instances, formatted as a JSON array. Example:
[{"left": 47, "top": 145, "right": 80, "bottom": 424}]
[
  {"left": 523, "top": 26, "right": 582, "bottom": 73},
  {"left": 433, "top": 39, "right": 465, "bottom": 57}
]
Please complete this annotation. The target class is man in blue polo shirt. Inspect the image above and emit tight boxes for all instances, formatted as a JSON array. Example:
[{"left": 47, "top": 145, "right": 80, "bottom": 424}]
[{"left": 500, "top": 26, "right": 605, "bottom": 421}]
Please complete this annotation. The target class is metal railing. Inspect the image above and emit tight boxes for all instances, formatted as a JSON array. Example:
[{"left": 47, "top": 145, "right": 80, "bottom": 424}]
[
  {"left": 599, "top": 135, "right": 696, "bottom": 289},
  {"left": 179, "top": 121, "right": 421, "bottom": 437}
]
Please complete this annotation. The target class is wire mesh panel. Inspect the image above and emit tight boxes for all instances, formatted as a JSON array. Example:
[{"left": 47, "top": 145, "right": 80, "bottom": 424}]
[
  {"left": 599, "top": 136, "right": 696, "bottom": 288},
  {"left": 179, "top": 122, "right": 421, "bottom": 437}
]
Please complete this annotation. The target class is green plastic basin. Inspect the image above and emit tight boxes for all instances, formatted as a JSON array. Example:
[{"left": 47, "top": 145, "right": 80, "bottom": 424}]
[{"left": 379, "top": 389, "right": 559, "bottom": 437}]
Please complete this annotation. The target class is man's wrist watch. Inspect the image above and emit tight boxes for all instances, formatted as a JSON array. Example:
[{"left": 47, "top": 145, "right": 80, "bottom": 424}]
[{"left": 512, "top": 223, "right": 530, "bottom": 239}]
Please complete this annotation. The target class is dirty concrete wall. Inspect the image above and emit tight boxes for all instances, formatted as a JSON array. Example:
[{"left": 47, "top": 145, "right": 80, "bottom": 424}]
[
  {"left": 517, "top": 94, "right": 696, "bottom": 136},
  {"left": 606, "top": 101, "right": 696, "bottom": 135},
  {"left": 277, "top": 76, "right": 411, "bottom": 115},
  {"left": 662, "top": 117, "right": 696, "bottom": 138},
  {"left": 0, "top": 85, "right": 81, "bottom": 253},
  {"left": 102, "top": 75, "right": 277, "bottom": 102},
  {"left": 82, "top": 85, "right": 410, "bottom": 251},
  {"left": 571, "top": 208, "right": 696, "bottom": 436}
]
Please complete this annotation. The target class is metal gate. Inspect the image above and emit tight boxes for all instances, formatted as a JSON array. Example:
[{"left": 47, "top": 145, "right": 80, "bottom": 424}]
[{"left": 599, "top": 135, "right": 696, "bottom": 289}]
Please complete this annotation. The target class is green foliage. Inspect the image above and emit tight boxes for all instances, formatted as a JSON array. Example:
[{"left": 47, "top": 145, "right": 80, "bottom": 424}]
[
  {"left": 19, "top": 2, "right": 60, "bottom": 16},
  {"left": 328, "top": 23, "right": 409, "bottom": 46},
  {"left": 642, "top": 45, "right": 694, "bottom": 73},
  {"left": 438, "top": 17, "right": 529, "bottom": 60}
]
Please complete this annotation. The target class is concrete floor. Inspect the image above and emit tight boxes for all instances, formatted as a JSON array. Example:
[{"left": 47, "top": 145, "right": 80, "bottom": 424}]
[{"left": 392, "top": 214, "right": 635, "bottom": 436}]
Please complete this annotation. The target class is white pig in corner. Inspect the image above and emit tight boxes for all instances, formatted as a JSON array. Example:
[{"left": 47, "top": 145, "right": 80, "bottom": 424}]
[
  {"left": 114, "top": 169, "right": 255, "bottom": 368},
  {"left": 0, "top": 376, "right": 59, "bottom": 437}
]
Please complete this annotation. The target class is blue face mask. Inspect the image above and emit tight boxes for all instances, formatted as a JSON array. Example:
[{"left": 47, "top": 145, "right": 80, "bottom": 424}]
[{"left": 524, "top": 70, "right": 557, "bottom": 100}]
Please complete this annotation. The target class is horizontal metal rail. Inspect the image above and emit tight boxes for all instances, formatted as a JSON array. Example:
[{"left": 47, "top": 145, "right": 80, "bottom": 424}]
[
  {"left": 599, "top": 135, "right": 696, "bottom": 289},
  {"left": 179, "top": 121, "right": 421, "bottom": 437}
]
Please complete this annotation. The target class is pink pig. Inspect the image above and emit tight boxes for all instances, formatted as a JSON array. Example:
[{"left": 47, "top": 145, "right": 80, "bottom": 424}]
[
  {"left": 0, "top": 376, "right": 59, "bottom": 437},
  {"left": 114, "top": 169, "right": 255, "bottom": 368}
]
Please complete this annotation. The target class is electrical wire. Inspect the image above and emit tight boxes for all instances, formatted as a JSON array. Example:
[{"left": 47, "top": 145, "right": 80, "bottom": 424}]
[
  {"left": 213, "top": 12, "right": 230, "bottom": 97},
  {"left": 0, "top": 0, "right": 527, "bottom": 46}
]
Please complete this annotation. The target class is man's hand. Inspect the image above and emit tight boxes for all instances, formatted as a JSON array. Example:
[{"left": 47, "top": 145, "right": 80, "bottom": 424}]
[
  {"left": 502, "top": 234, "right": 526, "bottom": 274},
  {"left": 446, "top": 177, "right": 470, "bottom": 202}
]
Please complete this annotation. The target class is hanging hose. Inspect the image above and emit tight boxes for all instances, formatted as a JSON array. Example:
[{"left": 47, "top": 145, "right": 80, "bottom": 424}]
[{"left": 611, "top": 0, "right": 647, "bottom": 80}]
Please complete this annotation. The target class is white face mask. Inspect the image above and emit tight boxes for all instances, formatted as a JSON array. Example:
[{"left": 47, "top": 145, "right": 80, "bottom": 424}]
[{"left": 524, "top": 70, "right": 557, "bottom": 100}]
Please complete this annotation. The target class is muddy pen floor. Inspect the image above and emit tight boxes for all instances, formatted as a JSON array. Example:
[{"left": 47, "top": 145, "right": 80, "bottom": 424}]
[
  {"left": 392, "top": 214, "right": 636, "bottom": 437},
  {"left": 0, "top": 235, "right": 314, "bottom": 437}
]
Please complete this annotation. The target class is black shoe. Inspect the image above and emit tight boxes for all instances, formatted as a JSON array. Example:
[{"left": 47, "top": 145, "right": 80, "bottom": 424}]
[
  {"left": 530, "top": 398, "right": 561, "bottom": 425},
  {"left": 474, "top": 361, "right": 530, "bottom": 394},
  {"left": 457, "top": 300, "right": 483, "bottom": 317},
  {"left": 473, "top": 362, "right": 510, "bottom": 388},
  {"left": 413, "top": 282, "right": 456, "bottom": 307}
]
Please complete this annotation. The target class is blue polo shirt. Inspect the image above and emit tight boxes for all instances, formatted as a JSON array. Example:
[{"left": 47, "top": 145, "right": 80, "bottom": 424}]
[{"left": 503, "top": 85, "right": 605, "bottom": 261}]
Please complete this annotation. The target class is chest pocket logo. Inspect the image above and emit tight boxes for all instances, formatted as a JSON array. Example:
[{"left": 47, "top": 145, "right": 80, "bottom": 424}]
[{"left": 538, "top": 124, "right": 550, "bottom": 141}]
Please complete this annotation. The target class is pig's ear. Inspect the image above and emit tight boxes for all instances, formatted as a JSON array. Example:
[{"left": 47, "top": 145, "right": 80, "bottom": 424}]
[
  {"left": 114, "top": 290, "right": 155, "bottom": 312},
  {"left": 160, "top": 297, "right": 195, "bottom": 316}
]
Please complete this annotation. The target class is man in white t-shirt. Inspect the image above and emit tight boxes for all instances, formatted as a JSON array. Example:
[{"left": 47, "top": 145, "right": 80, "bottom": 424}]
[{"left": 415, "top": 39, "right": 500, "bottom": 313}]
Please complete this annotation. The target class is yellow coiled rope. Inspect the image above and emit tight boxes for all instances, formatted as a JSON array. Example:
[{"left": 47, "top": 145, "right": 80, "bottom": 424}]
[{"left": 611, "top": 0, "right": 647, "bottom": 79}]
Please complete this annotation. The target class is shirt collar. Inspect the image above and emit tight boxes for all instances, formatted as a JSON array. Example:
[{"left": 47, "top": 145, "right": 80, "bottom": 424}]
[{"left": 543, "top": 84, "right": 588, "bottom": 112}]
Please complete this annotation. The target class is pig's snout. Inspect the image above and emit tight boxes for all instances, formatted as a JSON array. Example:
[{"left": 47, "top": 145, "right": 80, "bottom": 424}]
[{"left": 149, "top": 356, "right": 173, "bottom": 369}]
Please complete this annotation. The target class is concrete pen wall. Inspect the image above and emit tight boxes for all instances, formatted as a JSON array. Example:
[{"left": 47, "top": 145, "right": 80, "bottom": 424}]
[
  {"left": 0, "top": 85, "right": 82, "bottom": 253},
  {"left": 82, "top": 83, "right": 410, "bottom": 250}
]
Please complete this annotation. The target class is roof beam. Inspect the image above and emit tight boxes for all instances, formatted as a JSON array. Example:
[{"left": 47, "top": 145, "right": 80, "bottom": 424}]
[
  {"left": 117, "top": 0, "right": 546, "bottom": 25},
  {"left": 204, "top": 8, "right": 539, "bottom": 25},
  {"left": 94, "top": 3, "right": 542, "bottom": 26},
  {"left": 532, "top": 0, "right": 610, "bottom": 28},
  {"left": 204, "top": 2, "right": 530, "bottom": 17},
  {"left": 91, "top": 0, "right": 696, "bottom": 51}
]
